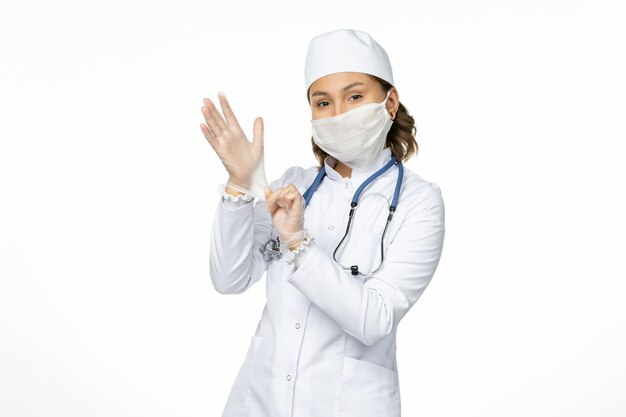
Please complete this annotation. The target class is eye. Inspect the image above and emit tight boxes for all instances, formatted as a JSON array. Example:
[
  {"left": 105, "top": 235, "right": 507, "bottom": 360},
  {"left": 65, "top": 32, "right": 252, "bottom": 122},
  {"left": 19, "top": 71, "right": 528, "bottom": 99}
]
[
  {"left": 348, "top": 94, "right": 362, "bottom": 101},
  {"left": 316, "top": 100, "right": 330, "bottom": 107}
]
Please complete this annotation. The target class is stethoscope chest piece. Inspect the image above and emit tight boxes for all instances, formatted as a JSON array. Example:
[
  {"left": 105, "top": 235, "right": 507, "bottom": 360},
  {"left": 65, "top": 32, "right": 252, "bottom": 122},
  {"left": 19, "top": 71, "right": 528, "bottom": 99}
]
[{"left": 262, "top": 238, "right": 282, "bottom": 262}]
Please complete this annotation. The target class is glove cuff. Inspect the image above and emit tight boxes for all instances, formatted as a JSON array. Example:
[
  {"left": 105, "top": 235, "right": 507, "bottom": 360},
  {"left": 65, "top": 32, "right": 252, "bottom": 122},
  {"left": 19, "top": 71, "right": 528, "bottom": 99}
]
[
  {"left": 284, "top": 233, "right": 315, "bottom": 266},
  {"left": 226, "top": 179, "right": 253, "bottom": 195},
  {"left": 279, "top": 229, "right": 308, "bottom": 250},
  {"left": 218, "top": 183, "right": 254, "bottom": 208}
]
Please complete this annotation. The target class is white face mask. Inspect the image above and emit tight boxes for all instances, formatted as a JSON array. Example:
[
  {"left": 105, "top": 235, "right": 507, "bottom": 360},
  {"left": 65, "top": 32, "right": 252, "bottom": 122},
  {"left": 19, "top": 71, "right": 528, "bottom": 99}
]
[{"left": 311, "top": 89, "right": 393, "bottom": 171}]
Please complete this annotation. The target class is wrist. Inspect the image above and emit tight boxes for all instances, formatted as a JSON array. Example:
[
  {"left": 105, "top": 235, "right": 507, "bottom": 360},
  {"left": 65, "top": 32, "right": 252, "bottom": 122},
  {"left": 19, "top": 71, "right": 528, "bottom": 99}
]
[
  {"left": 226, "top": 178, "right": 252, "bottom": 196},
  {"left": 284, "top": 233, "right": 314, "bottom": 266},
  {"left": 288, "top": 236, "right": 306, "bottom": 251},
  {"left": 280, "top": 229, "right": 306, "bottom": 250},
  {"left": 225, "top": 185, "right": 245, "bottom": 196}
]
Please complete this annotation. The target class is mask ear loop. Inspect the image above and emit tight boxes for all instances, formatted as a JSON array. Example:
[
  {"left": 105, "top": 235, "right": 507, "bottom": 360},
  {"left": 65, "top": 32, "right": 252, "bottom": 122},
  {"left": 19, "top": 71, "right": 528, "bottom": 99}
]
[
  {"left": 383, "top": 89, "right": 394, "bottom": 120},
  {"left": 383, "top": 89, "right": 392, "bottom": 104}
]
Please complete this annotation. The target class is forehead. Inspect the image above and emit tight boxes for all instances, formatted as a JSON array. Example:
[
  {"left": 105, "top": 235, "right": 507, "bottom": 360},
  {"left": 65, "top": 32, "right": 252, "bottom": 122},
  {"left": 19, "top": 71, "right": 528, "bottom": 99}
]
[{"left": 309, "top": 72, "right": 376, "bottom": 93}]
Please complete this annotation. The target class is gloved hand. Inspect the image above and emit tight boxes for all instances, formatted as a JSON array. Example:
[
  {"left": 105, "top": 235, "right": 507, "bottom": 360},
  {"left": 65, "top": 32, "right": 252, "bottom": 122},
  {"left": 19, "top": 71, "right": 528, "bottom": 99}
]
[
  {"left": 264, "top": 184, "right": 307, "bottom": 250},
  {"left": 200, "top": 92, "right": 269, "bottom": 200}
]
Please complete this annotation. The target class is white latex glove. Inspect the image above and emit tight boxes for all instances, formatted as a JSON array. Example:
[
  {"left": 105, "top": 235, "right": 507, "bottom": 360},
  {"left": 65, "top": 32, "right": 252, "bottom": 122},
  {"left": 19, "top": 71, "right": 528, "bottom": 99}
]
[
  {"left": 200, "top": 92, "right": 269, "bottom": 200},
  {"left": 264, "top": 184, "right": 307, "bottom": 250}
]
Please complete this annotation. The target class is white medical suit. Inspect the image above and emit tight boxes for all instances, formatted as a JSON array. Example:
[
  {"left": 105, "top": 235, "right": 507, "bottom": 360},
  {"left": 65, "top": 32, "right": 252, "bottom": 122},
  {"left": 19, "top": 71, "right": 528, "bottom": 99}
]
[{"left": 210, "top": 147, "right": 446, "bottom": 417}]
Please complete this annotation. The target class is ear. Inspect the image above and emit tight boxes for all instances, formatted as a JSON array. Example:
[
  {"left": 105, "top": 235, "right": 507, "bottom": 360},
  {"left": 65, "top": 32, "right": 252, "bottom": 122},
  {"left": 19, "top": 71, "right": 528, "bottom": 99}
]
[{"left": 387, "top": 87, "right": 400, "bottom": 120}]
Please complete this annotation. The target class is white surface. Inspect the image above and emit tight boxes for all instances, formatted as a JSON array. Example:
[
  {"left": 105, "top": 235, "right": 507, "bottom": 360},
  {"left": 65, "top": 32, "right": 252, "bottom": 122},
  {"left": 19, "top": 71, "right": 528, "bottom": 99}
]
[{"left": 1, "top": 1, "right": 624, "bottom": 416}]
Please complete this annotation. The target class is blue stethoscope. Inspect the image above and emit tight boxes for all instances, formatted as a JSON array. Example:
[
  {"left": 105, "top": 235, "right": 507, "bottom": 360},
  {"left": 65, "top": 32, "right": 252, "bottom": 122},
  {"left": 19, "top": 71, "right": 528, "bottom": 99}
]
[{"left": 263, "top": 154, "right": 404, "bottom": 276}]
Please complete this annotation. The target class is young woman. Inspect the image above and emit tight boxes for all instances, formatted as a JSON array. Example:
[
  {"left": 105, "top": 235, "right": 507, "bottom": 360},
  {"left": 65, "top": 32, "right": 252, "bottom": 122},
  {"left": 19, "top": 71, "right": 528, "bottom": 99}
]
[{"left": 201, "top": 28, "right": 445, "bottom": 417}]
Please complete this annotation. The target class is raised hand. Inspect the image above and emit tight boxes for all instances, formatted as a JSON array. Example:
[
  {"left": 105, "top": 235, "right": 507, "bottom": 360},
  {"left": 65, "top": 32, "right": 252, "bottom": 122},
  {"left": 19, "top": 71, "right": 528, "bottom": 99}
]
[{"left": 200, "top": 92, "right": 268, "bottom": 198}]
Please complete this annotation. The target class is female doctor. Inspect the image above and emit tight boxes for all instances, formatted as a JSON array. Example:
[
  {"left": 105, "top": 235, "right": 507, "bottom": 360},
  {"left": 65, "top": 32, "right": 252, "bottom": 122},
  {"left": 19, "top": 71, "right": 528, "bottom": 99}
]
[{"left": 200, "top": 28, "right": 445, "bottom": 417}]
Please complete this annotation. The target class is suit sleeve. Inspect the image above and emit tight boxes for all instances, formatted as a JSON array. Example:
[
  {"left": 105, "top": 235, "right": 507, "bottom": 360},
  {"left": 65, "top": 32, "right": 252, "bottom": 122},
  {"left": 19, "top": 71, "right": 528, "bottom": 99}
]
[
  {"left": 208, "top": 182, "right": 273, "bottom": 295},
  {"left": 286, "top": 182, "right": 446, "bottom": 345}
]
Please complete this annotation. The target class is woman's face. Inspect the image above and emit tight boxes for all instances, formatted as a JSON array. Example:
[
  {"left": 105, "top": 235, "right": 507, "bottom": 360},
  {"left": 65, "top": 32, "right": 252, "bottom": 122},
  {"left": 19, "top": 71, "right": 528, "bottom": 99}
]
[{"left": 308, "top": 72, "right": 397, "bottom": 120}]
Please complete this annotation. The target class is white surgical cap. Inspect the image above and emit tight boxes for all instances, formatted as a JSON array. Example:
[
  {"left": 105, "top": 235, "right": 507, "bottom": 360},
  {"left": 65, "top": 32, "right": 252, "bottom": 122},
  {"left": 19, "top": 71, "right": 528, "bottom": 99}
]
[{"left": 304, "top": 28, "right": 394, "bottom": 92}]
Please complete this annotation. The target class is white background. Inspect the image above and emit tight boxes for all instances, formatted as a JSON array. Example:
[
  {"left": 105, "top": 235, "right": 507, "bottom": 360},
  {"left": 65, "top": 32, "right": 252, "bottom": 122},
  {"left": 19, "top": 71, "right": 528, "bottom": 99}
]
[{"left": 1, "top": 0, "right": 625, "bottom": 416}]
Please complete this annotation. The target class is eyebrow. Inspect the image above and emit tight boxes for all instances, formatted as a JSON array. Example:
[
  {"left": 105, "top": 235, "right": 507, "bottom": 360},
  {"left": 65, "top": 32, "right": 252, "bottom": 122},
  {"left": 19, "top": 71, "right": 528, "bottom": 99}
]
[{"left": 310, "top": 82, "right": 365, "bottom": 98}]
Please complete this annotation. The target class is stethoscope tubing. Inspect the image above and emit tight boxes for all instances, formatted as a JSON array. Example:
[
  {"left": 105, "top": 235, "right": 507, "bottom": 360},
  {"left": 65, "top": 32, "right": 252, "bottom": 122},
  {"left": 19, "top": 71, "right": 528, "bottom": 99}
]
[{"left": 303, "top": 155, "right": 404, "bottom": 276}]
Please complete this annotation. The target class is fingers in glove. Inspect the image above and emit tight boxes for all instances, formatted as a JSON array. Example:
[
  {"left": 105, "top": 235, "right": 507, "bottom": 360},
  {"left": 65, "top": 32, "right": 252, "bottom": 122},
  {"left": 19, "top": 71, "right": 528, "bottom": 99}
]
[
  {"left": 202, "top": 97, "right": 228, "bottom": 137},
  {"left": 268, "top": 185, "right": 296, "bottom": 211},
  {"left": 289, "top": 185, "right": 304, "bottom": 212},
  {"left": 265, "top": 187, "right": 280, "bottom": 214},
  {"left": 282, "top": 184, "right": 302, "bottom": 211},
  {"left": 199, "top": 119, "right": 217, "bottom": 149},
  {"left": 252, "top": 116, "right": 264, "bottom": 148},
  {"left": 200, "top": 104, "right": 221, "bottom": 139},
  {"left": 267, "top": 187, "right": 288, "bottom": 212},
  {"left": 264, "top": 188, "right": 273, "bottom": 209},
  {"left": 266, "top": 185, "right": 303, "bottom": 213},
  {"left": 276, "top": 187, "right": 292, "bottom": 208},
  {"left": 217, "top": 92, "right": 243, "bottom": 131}
]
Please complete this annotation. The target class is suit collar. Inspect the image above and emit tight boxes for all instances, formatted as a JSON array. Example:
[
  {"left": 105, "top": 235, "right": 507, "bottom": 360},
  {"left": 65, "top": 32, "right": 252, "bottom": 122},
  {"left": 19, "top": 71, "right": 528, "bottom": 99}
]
[{"left": 323, "top": 147, "right": 393, "bottom": 184}]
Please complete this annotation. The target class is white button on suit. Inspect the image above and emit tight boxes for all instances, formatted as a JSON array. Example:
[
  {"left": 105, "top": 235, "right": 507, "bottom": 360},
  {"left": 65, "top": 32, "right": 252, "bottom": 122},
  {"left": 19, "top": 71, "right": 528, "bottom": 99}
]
[{"left": 210, "top": 147, "right": 445, "bottom": 417}]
